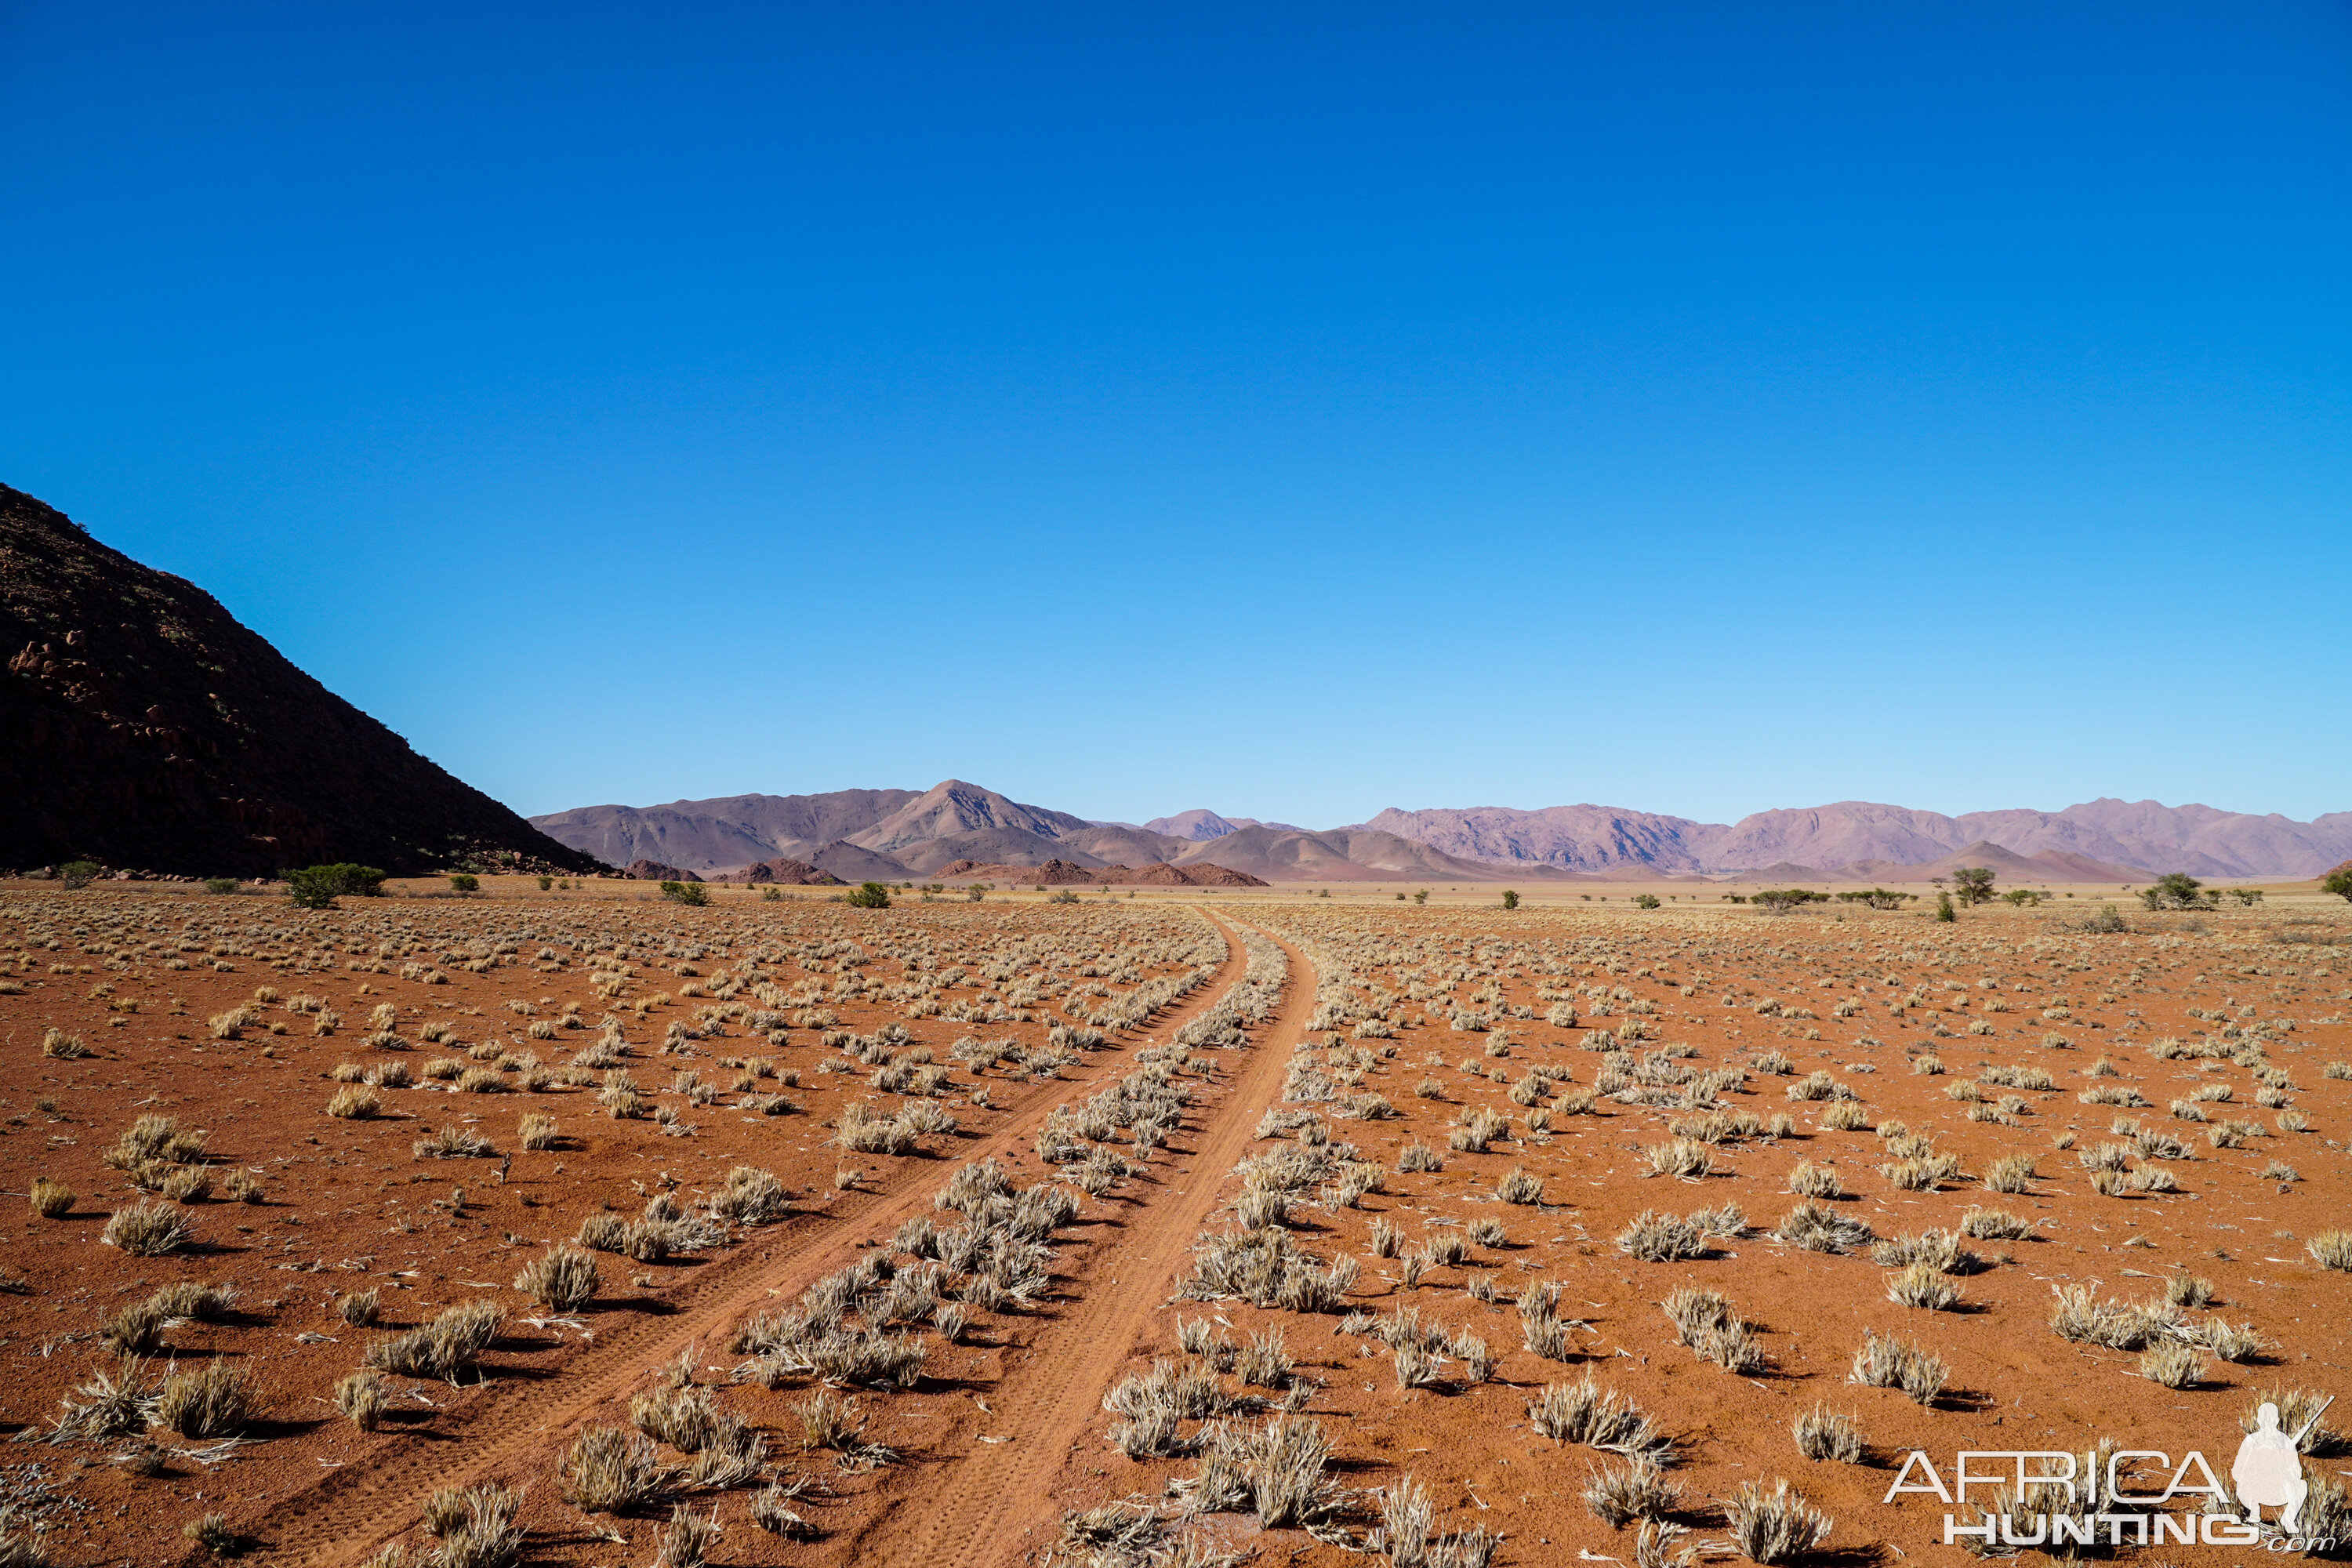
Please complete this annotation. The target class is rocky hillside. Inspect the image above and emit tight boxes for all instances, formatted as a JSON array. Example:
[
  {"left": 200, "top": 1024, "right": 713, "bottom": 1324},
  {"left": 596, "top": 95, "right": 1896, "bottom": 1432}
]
[{"left": 0, "top": 483, "right": 604, "bottom": 878}]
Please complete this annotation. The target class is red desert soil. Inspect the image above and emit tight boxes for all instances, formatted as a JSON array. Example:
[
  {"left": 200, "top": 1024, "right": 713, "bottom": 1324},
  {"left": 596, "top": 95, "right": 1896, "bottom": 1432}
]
[{"left": 3, "top": 888, "right": 2349, "bottom": 1568}]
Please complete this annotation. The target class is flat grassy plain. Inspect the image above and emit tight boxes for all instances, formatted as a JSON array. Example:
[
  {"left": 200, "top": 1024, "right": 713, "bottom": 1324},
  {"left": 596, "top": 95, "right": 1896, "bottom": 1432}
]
[{"left": 1, "top": 883, "right": 2345, "bottom": 1567}]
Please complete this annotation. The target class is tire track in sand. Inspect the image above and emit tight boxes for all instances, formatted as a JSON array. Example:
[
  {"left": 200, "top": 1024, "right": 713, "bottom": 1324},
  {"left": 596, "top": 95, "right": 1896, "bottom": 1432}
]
[
  {"left": 848, "top": 920, "right": 1316, "bottom": 1568},
  {"left": 270, "top": 913, "right": 1260, "bottom": 1568}
]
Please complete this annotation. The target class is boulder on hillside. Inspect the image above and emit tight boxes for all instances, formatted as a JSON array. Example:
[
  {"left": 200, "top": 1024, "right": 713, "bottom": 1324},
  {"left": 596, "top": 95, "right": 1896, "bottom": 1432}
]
[
  {"left": 1174, "top": 862, "right": 1269, "bottom": 887},
  {"left": 623, "top": 859, "right": 699, "bottom": 882},
  {"left": 715, "top": 858, "right": 843, "bottom": 886}
]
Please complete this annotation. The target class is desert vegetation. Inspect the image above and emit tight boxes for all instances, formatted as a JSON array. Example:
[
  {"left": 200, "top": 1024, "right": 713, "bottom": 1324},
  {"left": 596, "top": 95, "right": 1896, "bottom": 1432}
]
[{"left": 1, "top": 883, "right": 2345, "bottom": 1565}]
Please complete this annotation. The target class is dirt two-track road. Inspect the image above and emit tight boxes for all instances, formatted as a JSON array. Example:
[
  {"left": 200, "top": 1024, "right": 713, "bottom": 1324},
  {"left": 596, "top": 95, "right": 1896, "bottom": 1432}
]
[
  {"left": 270, "top": 913, "right": 1313, "bottom": 1568},
  {"left": 848, "top": 920, "right": 1316, "bottom": 1567}
]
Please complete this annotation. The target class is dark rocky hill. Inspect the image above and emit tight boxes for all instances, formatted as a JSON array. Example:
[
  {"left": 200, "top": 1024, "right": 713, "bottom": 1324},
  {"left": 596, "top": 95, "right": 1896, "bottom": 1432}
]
[{"left": 0, "top": 483, "right": 605, "bottom": 878}]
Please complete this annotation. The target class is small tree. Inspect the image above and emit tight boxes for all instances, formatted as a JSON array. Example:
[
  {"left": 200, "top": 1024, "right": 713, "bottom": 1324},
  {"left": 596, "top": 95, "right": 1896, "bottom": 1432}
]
[
  {"left": 1935, "top": 891, "right": 1956, "bottom": 922},
  {"left": 1633, "top": 894, "right": 1661, "bottom": 909},
  {"left": 1412, "top": 890, "right": 1429, "bottom": 906},
  {"left": 846, "top": 882, "right": 891, "bottom": 909},
  {"left": 2001, "top": 887, "right": 2043, "bottom": 907},
  {"left": 1951, "top": 867, "right": 1997, "bottom": 906},
  {"left": 2325, "top": 867, "right": 2352, "bottom": 903},
  {"left": 1501, "top": 890, "right": 1519, "bottom": 909},
  {"left": 2148, "top": 872, "right": 2204, "bottom": 910},
  {"left": 1754, "top": 888, "right": 1828, "bottom": 916},
  {"left": 659, "top": 881, "right": 710, "bottom": 907},
  {"left": 289, "top": 864, "right": 388, "bottom": 909},
  {"left": 58, "top": 860, "right": 101, "bottom": 890}
]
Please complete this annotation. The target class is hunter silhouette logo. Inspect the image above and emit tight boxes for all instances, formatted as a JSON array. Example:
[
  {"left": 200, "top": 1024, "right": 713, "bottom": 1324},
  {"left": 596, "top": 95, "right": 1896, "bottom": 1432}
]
[
  {"left": 2235, "top": 1399, "right": 2332, "bottom": 1532},
  {"left": 1882, "top": 1394, "right": 2339, "bottom": 1553}
]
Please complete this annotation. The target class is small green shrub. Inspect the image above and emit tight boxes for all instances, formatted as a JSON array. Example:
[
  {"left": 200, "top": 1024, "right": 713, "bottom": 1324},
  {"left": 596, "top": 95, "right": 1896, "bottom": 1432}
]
[
  {"left": 202, "top": 877, "right": 240, "bottom": 895},
  {"left": 59, "top": 859, "right": 101, "bottom": 889},
  {"left": 287, "top": 864, "right": 387, "bottom": 908},
  {"left": 846, "top": 881, "right": 891, "bottom": 909},
  {"left": 448, "top": 873, "right": 480, "bottom": 893},
  {"left": 659, "top": 881, "right": 709, "bottom": 907}
]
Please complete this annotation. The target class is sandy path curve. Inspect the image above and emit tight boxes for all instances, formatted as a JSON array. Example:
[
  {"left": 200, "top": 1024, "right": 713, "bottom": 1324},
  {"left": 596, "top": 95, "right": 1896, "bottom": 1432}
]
[
  {"left": 849, "top": 918, "right": 1316, "bottom": 1568},
  {"left": 270, "top": 911, "right": 1261, "bottom": 1568}
]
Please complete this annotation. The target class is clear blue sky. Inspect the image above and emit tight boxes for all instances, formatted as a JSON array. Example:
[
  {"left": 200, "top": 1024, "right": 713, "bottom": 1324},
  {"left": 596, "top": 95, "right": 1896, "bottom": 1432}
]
[{"left": 4, "top": 2, "right": 2346, "bottom": 829}]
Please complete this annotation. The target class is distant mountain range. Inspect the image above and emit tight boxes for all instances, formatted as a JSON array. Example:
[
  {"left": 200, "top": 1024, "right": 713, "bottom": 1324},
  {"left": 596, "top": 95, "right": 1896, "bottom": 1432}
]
[
  {"left": 1347, "top": 799, "right": 2352, "bottom": 880},
  {"left": 530, "top": 784, "right": 2351, "bottom": 884},
  {"left": 531, "top": 781, "right": 1512, "bottom": 885}
]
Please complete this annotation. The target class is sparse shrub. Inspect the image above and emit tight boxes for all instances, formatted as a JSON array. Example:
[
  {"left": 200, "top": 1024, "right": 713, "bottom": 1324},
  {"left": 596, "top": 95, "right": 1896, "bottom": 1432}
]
[
  {"left": 102, "top": 1200, "right": 194, "bottom": 1256},
  {"left": 336, "top": 1367, "right": 387, "bottom": 1430},
  {"left": 1884, "top": 1261, "right": 1961, "bottom": 1310},
  {"left": 41, "top": 1029, "right": 89, "bottom": 1059},
  {"left": 2047, "top": 1284, "right": 2175, "bottom": 1349},
  {"left": 633, "top": 1385, "right": 735, "bottom": 1453},
  {"left": 287, "top": 863, "right": 387, "bottom": 908},
  {"left": 514, "top": 1245, "right": 601, "bottom": 1311},
  {"left": 1851, "top": 1330, "right": 1944, "bottom": 1405},
  {"left": 155, "top": 1361, "right": 257, "bottom": 1437},
  {"left": 793, "top": 1389, "right": 866, "bottom": 1451},
  {"left": 562, "top": 1425, "right": 667, "bottom": 1513},
  {"left": 1526, "top": 1377, "right": 1672, "bottom": 1464},
  {"left": 365, "top": 1299, "right": 501, "bottom": 1381},
  {"left": 1496, "top": 1167, "right": 1544, "bottom": 1205},
  {"left": 652, "top": 1505, "right": 719, "bottom": 1568},
  {"left": 1228, "top": 1415, "right": 1336, "bottom": 1528},
  {"left": 420, "top": 1483, "right": 522, "bottom": 1568},
  {"left": 517, "top": 1114, "right": 557, "bottom": 1150},
  {"left": 29, "top": 1178, "right": 72, "bottom": 1218},
  {"left": 183, "top": 1513, "right": 238, "bottom": 1552},
  {"left": 1959, "top": 1207, "right": 2031, "bottom": 1240},
  {"left": 1584, "top": 1459, "right": 1682, "bottom": 1526},
  {"left": 1642, "top": 1139, "right": 1711, "bottom": 1181},
  {"left": 748, "top": 1477, "right": 816, "bottom": 1538},
  {"left": 2201, "top": 1320, "right": 2266, "bottom": 1363},
  {"left": 1774, "top": 1201, "right": 1871, "bottom": 1254},
  {"left": 1791, "top": 1403, "right": 1864, "bottom": 1463},
  {"left": 2141, "top": 1341, "right": 2205, "bottom": 1389},
  {"left": 2307, "top": 1230, "right": 2352, "bottom": 1272},
  {"left": 1724, "top": 1478, "right": 1833, "bottom": 1564},
  {"left": 1618, "top": 1210, "right": 1705, "bottom": 1262},
  {"left": 1786, "top": 1163, "right": 1840, "bottom": 1199},
  {"left": 104, "top": 1298, "right": 168, "bottom": 1354},
  {"left": 2164, "top": 1273, "right": 2213, "bottom": 1308},
  {"left": 326, "top": 1084, "right": 382, "bottom": 1120},
  {"left": 1661, "top": 1287, "right": 1766, "bottom": 1373},
  {"left": 412, "top": 1124, "right": 495, "bottom": 1160}
]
